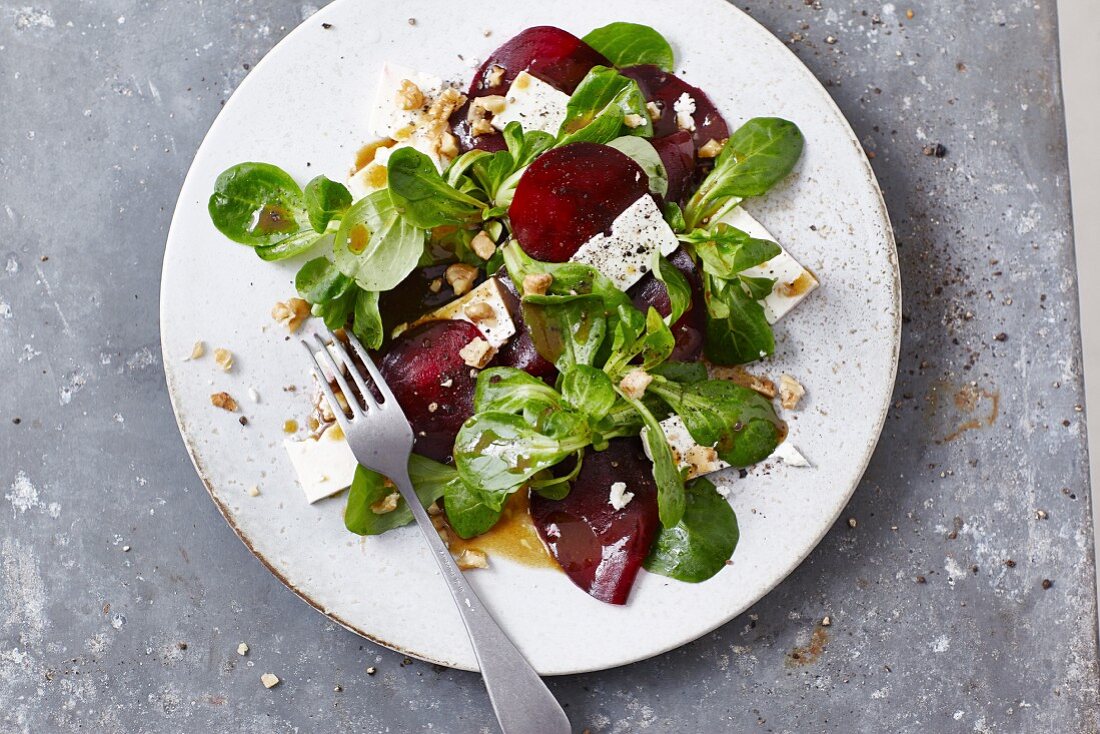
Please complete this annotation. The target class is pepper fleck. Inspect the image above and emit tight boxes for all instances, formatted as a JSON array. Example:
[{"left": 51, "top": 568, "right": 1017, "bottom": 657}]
[
  {"left": 1042, "top": 579, "right": 1053, "bottom": 590},
  {"left": 239, "top": 416, "right": 249, "bottom": 426},
  {"left": 1004, "top": 559, "right": 1016, "bottom": 568},
  {"left": 322, "top": 22, "right": 333, "bottom": 29}
]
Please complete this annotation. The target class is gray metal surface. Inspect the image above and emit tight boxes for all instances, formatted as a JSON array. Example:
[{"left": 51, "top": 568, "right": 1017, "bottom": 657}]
[{"left": 0, "top": 1, "right": 1095, "bottom": 732}]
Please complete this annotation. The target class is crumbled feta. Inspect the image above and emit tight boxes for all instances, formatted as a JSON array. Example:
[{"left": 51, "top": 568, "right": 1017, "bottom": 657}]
[
  {"left": 771, "top": 442, "right": 812, "bottom": 467},
  {"left": 716, "top": 207, "right": 818, "bottom": 323},
  {"left": 608, "top": 481, "right": 634, "bottom": 510},
  {"left": 283, "top": 425, "right": 358, "bottom": 503},
  {"left": 673, "top": 93, "right": 697, "bottom": 132},
  {"left": 490, "top": 71, "right": 571, "bottom": 135},
  {"left": 570, "top": 195, "right": 679, "bottom": 291}
]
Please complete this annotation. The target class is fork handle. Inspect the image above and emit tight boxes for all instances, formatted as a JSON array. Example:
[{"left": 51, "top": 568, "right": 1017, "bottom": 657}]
[{"left": 396, "top": 476, "right": 572, "bottom": 734}]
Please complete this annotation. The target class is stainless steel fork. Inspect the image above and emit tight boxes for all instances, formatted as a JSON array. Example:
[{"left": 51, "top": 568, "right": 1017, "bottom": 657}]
[{"left": 302, "top": 328, "right": 571, "bottom": 734}]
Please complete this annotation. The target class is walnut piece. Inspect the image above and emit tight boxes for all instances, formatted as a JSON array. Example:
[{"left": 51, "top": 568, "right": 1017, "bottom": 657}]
[
  {"left": 522, "top": 272, "right": 553, "bottom": 296},
  {"left": 185, "top": 341, "right": 205, "bottom": 361},
  {"left": 619, "top": 369, "right": 653, "bottom": 400},
  {"left": 646, "top": 101, "right": 661, "bottom": 121},
  {"left": 455, "top": 548, "right": 489, "bottom": 570},
  {"left": 623, "top": 113, "right": 646, "bottom": 129},
  {"left": 459, "top": 337, "right": 494, "bottom": 369},
  {"left": 698, "top": 138, "right": 725, "bottom": 158},
  {"left": 260, "top": 673, "right": 280, "bottom": 689},
  {"left": 371, "top": 491, "right": 400, "bottom": 515},
  {"left": 237, "top": 643, "right": 249, "bottom": 656},
  {"left": 469, "top": 118, "right": 495, "bottom": 136},
  {"left": 486, "top": 64, "right": 506, "bottom": 87},
  {"left": 779, "top": 374, "right": 806, "bottom": 410},
  {"left": 214, "top": 348, "right": 234, "bottom": 372},
  {"left": 429, "top": 278, "right": 444, "bottom": 294},
  {"left": 396, "top": 79, "right": 425, "bottom": 110},
  {"left": 445, "top": 263, "right": 479, "bottom": 296},
  {"left": 210, "top": 392, "right": 238, "bottom": 412},
  {"left": 439, "top": 131, "right": 459, "bottom": 158},
  {"left": 463, "top": 301, "right": 496, "bottom": 322},
  {"left": 470, "top": 230, "right": 496, "bottom": 260},
  {"left": 272, "top": 297, "right": 311, "bottom": 332}
]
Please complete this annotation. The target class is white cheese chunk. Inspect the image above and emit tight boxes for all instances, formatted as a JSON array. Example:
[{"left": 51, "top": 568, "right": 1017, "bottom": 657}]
[
  {"left": 570, "top": 195, "right": 679, "bottom": 291},
  {"left": 608, "top": 481, "right": 635, "bottom": 510},
  {"left": 284, "top": 425, "right": 359, "bottom": 503},
  {"left": 715, "top": 207, "right": 819, "bottom": 323},
  {"left": 392, "top": 276, "right": 517, "bottom": 349},
  {"left": 645, "top": 414, "right": 812, "bottom": 479},
  {"left": 490, "top": 71, "right": 570, "bottom": 136},
  {"left": 673, "top": 92, "right": 697, "bottom": 132},
  {"left": 366, "top": 63, "right": 450, "bottom": 172}
]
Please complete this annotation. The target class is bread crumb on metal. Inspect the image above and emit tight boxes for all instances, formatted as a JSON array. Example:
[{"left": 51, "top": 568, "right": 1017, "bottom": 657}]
[{"left": 260, "top": 673, "right": 280, "bottom": 688}]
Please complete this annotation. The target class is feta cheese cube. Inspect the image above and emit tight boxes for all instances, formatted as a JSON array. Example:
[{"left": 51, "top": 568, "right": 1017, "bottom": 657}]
[
  {"left": 490, "top": 71, "right": 570, "bottom": 136},
  {"left": 570, "top": 195, "right": 679, "bottom": 291},
  {"left": 392, "top": 277, "right": 517, "bottom": 349},
  {"left": 608, "top": 481, "right": 635, "bottom": 510},
  {"left": 364, "top": 63, "right": 452, "bottom": 172},
  {"left": 283, "top": 425, "right": 358, "bottom": 503},
  {"left": 715, "top": 207, "right": 819, "bottom": 323}
]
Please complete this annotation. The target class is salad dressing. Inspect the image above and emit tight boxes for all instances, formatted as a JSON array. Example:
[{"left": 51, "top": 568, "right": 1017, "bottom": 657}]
[{"left": 448, "top": 491, "right": 556, "bottom": 569}]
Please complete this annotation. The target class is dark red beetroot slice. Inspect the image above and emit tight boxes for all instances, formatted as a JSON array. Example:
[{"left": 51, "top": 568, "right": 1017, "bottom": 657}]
[
  {"left": 377, "top": 262, "right": 484, "bottom": 344},
  {"left": 379, "top": 320, "right": 483, "bottom": 464},
  {"left": 621, "top": 65, "right": 730, "bottom": 150},
  {"left": 509, "top": 142, "right": 650, "bottom": 262},
  {"left": 629, "top": 247, "right": 706, "bottom": 362},
  {"left": 492, "top": 274, "right": 558, "bottom": 382},
  {"left": 452, "top": 27, "right": 610, "bottom": 152},
  {"left": 530, "top": 438, "right": 660, "bottom": 605},
  {"left": 651, "top": 131, "right": 696, "bottom": 206}
]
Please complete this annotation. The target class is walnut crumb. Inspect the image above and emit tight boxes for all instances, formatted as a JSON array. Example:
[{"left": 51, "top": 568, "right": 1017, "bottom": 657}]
[
  {"left": 272, "top": 298, "right": 311, "bottom": 332},
  {"left": 474, "top": 94, "right": 507, "bottom": 114},
  {"left": 211, "top": 392, "right": 238, "bottom": 412},
  {"left": 470, "top": 230, "right": 496, "bottom": 260},
  {"left": 459, "top": 337, "right": 494, "bottom": 369},
  {"left": 698, "top": 138, "right": 725, "bottom": 158},
  {"left": 486, "top": 64, "right": 506, "bottom": 87},
  {"left": 619, "top": 369, "right": 653, "bottom": 400},
  {"left": 260, "top": 673, "right": 280, "bottom": 689},
  {"left": 522, "top": 272, "right": 553, "bottom": 295},
  {"left": 445, "top": 263, "right": 479, "bottom": 296},
  {"left": 371, "top": 491, "right": 400, "bottom": 515},
  {"left": 456, "top": 548, "right": 489, "bottom": 570},
  {"left": 646, "top": 101, "right": 661, "bottom": 120},
  {"left": 429, "top": 278, "right": 444, "bottom": 293},
  {"left": 237, "top": 643, "right": 249, "bottom": 656},
  {"left": 821, "top": 616, "right": 831, "bottom": 627},
  {"left": 396, "top": 79, "right": 425, "bottom": 110},
  {"left": 779, "top": 374, "right": 806, "bottom": 410},
  {"left": 214, "top": 348, "right": 234, "bottom": 371},
  {"left": 623, "top": 113, "right": 646, "bottom": 129},
  {"left": 185, "top": 341, "right": 205, "bottom": 361},
  {"left": 469, "top": 117, "right": 495, "bottom": 136},
  {"left": 247, "top": 485, "right": 261, "bottom": 497},
  {"left": 427, "top": 402, "right": 439, "bottom": 413},
  {"left": 463, "top": 300, "right": 496, "bottom": 322},
  {"left": 439, "top": 132, "right": 459, "bottom": 158}
]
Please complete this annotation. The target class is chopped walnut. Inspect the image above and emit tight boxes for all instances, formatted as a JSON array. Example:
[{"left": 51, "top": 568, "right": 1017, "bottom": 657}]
[
  {"left": 427, "top": 402, "right": 439, "bottom": 413},
  {"left": 439, "top": 131, "right": 459, "bottom": 158},
  {"left": 396, "top": 79, "right": 426, "bottom": 110},
  {"left": 214, "top": 348, "right": 234, "bottom": 371},
  {"left": 474, "top": 95, "right": 507, "bottom": 115},
  {"left": 185, "top": 341, "right": 205, "bottom": 361},
  {"left": 260, "top": 673, "right": 280, "bottom": 689},
  {"left": 486, "top": 64, "right": 506, "bottom": 87},
  {"left": 247, "top": 485, "right": 261, "bottom": 497},
  {"left": 459, "top": 337, "right": 494, "bottom": 368},
  {"left": 456, "top": 548, "right": 489, "bottom": 570},
  {"left": 470, "top": 230, "right": 496, "bottom": 260},
  {"left": 371, "top": 491, "right": 400, "bottom": 514},
  {"left": 427, "top": 501, "right": 444, "bottom": 516},
  {"left": 463, "top": 300, "right": 496, "bottom": 322},
  {"left": 522, "top": 272, "right": 553, "bottom": 295},
  {"left": 619, "top": 369, "right": 653, "bottom": 400},
  {"left": 646, "top": 101, "right": 661, "bottom": 121},
  {"left": 779, "top": 374, "right": 806, "bottom": 410},
  {"left": 445, "top": 263, "right": 479, "bottom": 296},
  {"left": 469, "top": 117, "right": 495, "bottom": 136},
  {"left": 272, "top": 297, "right": 311, "bottom": 332},
  {"left": 750, "top": 375, "right": 777, "bottom": 399},
  {"left": 429, "top": 278, "right": 444, "bottom": 294},
  {"left": 623, "top": 113, "right": 647, "bottom": 129},
  {"left": 210, "top": 392, "right": 238, "bottom": 412},
  {"left": 698, "top": 138, "right": 725, "bottom": 158}
]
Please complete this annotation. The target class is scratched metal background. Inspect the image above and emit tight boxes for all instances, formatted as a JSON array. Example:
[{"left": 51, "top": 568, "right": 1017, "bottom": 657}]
[{"left": 0, "top": 1, "right": 1096, "bottom": 732}]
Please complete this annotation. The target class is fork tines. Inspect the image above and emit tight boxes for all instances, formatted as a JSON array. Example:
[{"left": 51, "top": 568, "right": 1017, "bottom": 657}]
[{"left": 300, "top": 329, "right": 394, "bottom": 424}]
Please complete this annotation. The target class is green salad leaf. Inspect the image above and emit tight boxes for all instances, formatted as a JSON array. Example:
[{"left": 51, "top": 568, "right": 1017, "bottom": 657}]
[
  {"left": 304, "top": 175, "right": 353, "bottom": 233},
  {"left": 701, "top": 272, "right": 775, "bottom": 365},
  {"left": 209, "top": 162, "right": 308, "bottom": 246},
  {"left": 678, "top": 223, "right": 781, "bottom": 279},
  {"left": 455, "top": 412, "right": 591, "bottom": 493},
  {"left": 351, "top": 289, "right": 384, "bottom": 350},
  {"left": 607, "top": 136, "right": 668, "bottom": 197},
  {"left": 560, "top": 365, "right": 618, "bottom": 420},
  {"left": 626, "top": 392, "right": 686, "bottom": 528},
  {"left": 560, "top": 66, "right": 653, "bottom": 139},
  {"left": 344, "top": 457, "right": 451, "bottom": 536},
  {"left": 387, "top": 147, "right": 487, "bottom": 228},
  {"left": 474, "top": 367, "right": 564, "bottom": 416},
  {"left": 644, "top": 477, "right": 739, "bottom": 582},
  {"left": 556, "top": 104, "right": 626, "bottom": 147},
  {"left": 295, "top": 257, "right": 353, "bottom": 304},
  {"left": 583, "top": 22, "right": 675, "bottom": 71},
  {"left": 654, "top": 254, "right": 692, "bottom": 324},
  {"left": 333, "top": 189, "right": 425, "bottom": 292},
  {"left": 255, "top": 230, "right": 329, "bottom": 262},
  {"left": 443, "top": 479, "right": 505, "bottom": 539},
  {"left": 685, "top": 118, "right": 804, "bottom": 228}
]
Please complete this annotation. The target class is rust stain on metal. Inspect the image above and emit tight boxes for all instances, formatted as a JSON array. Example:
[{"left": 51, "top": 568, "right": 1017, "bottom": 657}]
[{"left": 785, "top": 624, "right": 829, "bottom": 667}]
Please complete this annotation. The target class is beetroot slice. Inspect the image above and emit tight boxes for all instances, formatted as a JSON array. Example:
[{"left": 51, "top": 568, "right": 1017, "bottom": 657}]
[
  {"left": 492, "top": 274, "right": 559, "bottom": 382},
  {"left": 377, "top": 263, "right": 483, "bottom": 344},
  {"left": 451, "top": 26, "right": 610, "bottom": 152},
  {"left": 379, "top": 320, "right": 484, "bottom": 464},
  {"left": 509, "top": 142, "right": 650, "bottom": 262},
  {"left": 629, "top": 247, "right": 706, "bottom": 362},
  {"left": 621, "top": 65, "right": 730, "bottom": 150},
  {"left": 651, "top": 131, "right": 697, "bottom": 206},
  {"left": 530, "top": 438, "right": 659, "bottom": 605}
]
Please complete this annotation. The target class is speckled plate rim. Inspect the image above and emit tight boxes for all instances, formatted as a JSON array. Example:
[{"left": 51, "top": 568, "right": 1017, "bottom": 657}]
[{"left": 160, "top": 0, "right": 901, "bottom": 675}]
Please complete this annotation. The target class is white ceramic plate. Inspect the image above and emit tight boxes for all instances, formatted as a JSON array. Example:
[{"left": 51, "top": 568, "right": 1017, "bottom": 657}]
[{"left": 161, "top": 0, "right": 900, "bottom": 675}]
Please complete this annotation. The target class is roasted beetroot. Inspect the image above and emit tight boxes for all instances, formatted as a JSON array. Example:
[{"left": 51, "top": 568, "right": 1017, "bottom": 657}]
[
  {"left": 530, "top": 438, "right": 660, "bottom": 605},
  {"left": 492, "top": 274, "right": 559, "bottom": 382},
  {"left": 377, "top": 262, "right": 482, "bottom": 343},
  {"left": 621, "top": 65, "right": 730, "bottom": 151},
  {"left": 651, "top": 131, "right": 696, "bottom": 205},
  {"left": 379, "top": 320, "right": 484, "bottom": 463},
  {"left": 509, "top": 142, "right": 650, "bottom": 262},
  {"left": 629, "top": 247, "right": 706, "bottom": 362},
  {"left": 452, "top": 26, "right": 610, "bottom": 152}
]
